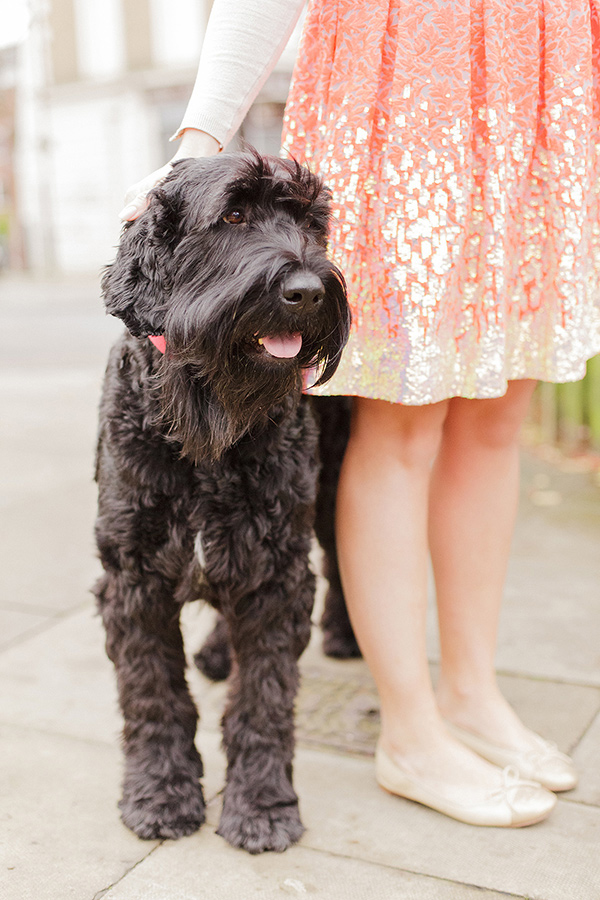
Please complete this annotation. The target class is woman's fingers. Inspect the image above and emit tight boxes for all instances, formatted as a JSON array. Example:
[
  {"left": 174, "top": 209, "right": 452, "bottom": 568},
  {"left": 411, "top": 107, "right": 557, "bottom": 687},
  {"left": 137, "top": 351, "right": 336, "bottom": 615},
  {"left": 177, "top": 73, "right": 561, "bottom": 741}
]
[
  {"left": 118, "top": 162, "right": 174, "bottom": 221},
  {"left": 118, "top": 131, "right": 220, "bottom": 221}
]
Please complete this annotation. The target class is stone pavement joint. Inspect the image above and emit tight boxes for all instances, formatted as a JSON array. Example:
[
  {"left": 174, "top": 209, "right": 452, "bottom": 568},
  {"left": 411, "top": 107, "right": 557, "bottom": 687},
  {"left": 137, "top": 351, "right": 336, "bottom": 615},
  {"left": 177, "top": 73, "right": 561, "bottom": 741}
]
[{"left": 92, "top": 843, "right": 164, "bottom": 900}]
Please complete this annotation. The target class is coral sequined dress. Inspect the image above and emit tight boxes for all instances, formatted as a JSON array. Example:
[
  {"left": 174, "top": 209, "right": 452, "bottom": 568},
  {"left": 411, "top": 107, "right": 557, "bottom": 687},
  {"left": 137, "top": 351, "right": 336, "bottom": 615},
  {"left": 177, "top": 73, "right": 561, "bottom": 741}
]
[{"left": 282, "top": 0, "right": 600, "bottom": 403}]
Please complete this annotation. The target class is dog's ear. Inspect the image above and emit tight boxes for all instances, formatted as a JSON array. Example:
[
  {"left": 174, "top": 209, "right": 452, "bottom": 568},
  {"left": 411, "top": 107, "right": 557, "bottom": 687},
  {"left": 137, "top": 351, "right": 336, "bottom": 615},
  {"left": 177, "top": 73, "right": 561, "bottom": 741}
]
[{"left": 101, "top": 188, "right": 182, "bottom": 337}]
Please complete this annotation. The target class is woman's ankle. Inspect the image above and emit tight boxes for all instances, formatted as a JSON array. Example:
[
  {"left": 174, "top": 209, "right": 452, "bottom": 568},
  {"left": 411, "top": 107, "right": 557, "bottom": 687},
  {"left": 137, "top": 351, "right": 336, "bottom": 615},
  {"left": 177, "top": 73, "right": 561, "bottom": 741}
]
[
  {"left": 435, "top": 677, "right": 506, "bottom": 730},
  {"left": 435, "top": 677, "right": 537, "bottom": 748},
  {"left": 378, "top": 701, "right": 467, "bottom": 765}
]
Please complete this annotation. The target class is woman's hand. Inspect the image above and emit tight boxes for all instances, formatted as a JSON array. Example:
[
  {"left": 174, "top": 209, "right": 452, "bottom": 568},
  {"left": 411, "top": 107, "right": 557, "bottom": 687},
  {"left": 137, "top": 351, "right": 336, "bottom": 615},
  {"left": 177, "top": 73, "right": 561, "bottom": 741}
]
[{"left": 119, "top": 129, "right": 221, "bottom": 221}]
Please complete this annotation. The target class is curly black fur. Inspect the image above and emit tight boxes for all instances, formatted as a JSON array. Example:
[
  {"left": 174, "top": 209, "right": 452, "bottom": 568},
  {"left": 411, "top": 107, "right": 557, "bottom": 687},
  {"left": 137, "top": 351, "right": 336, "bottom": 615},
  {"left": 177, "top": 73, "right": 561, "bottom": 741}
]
[
  {"left": 312, "top": 396, "right": 361, "bottom": 658},
  {"left": 94, "top": 152, "right": 353, "bottom": 853},
  {"left": 195, "top": 394, "right": 360, "bottom": 683}
]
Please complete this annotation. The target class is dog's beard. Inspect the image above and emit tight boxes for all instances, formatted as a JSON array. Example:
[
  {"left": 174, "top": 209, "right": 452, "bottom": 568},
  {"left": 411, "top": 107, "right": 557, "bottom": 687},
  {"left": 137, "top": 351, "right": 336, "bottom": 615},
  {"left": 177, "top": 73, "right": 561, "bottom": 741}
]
[{"left": 156, "top": 351, "right": 303, "bottom": 463}]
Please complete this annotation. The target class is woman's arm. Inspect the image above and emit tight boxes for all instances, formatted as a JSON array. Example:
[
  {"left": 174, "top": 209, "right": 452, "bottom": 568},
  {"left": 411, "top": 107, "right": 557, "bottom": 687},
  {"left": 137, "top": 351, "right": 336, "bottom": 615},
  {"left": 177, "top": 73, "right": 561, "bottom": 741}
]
[
  {"left": 119, "top": 0, "right": 305, "bottom": 220},
  {"left": 174, "top": 0, "right": 305, "bottom": 148}
]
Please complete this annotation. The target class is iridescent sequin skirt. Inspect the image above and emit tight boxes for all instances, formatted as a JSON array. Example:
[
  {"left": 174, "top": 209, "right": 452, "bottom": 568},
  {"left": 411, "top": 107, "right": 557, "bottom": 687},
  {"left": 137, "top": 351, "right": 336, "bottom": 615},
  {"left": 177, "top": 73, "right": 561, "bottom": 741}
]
[{"left": 282, "top": 0, "right": 600, "bottom": 403}]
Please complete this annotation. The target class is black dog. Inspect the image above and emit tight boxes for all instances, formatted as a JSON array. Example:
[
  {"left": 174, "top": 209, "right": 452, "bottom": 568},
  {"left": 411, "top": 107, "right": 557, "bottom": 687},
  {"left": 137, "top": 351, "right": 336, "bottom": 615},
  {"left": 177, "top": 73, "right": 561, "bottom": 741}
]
[{"left": 94, "top": 152, "right": 351, "bottom": 853}]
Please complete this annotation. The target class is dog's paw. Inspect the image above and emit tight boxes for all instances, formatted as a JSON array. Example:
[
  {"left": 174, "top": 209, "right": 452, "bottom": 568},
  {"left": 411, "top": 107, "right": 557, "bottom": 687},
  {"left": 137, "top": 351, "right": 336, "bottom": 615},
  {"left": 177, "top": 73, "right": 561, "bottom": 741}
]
[
  {"left": 193, "top": 637, "right": 232, "bottom": 681},
  {"left": 120, "top": 778, "right": 206, "bottom": 840},
  {"left": 322, "top": 628, "right": 362, "bottom": 659},
  {"left": 217, "top": 801, "right": 304, "bottom": 854}
]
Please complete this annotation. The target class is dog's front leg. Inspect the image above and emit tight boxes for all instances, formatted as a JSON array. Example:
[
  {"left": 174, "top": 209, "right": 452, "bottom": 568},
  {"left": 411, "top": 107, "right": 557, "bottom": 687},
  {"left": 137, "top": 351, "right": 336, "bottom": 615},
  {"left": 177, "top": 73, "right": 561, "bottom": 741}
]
[
  {"left": 95, "top": 482, "right": 205, "bottom": 840},
  {"left": 216, "top": 572, "right": 314, "bottom": 853},
  {"left": 96, "top": 571, "right": 205, "bottom": 840}
]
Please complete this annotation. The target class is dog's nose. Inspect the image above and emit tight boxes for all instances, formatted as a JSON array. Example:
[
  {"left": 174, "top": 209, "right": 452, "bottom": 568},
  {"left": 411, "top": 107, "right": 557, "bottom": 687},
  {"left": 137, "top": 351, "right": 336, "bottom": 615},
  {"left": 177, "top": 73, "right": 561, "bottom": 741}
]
[{"left": 282, "top": 272, "right": 325, "bottom": 309}]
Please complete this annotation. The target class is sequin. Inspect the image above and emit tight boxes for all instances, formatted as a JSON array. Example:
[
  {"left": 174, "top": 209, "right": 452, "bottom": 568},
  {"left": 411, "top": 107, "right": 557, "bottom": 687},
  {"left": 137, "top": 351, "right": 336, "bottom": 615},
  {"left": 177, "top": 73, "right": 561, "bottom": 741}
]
[{"left": 282, "top": 0, "right": 600, "bottom": 403}]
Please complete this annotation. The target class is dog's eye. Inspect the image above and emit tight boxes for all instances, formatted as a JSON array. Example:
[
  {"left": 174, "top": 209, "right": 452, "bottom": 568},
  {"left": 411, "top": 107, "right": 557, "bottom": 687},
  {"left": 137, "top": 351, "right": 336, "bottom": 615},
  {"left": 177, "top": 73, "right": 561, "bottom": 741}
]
[{"left": 223, "top": 210, "right": 245, "bottom": 225}]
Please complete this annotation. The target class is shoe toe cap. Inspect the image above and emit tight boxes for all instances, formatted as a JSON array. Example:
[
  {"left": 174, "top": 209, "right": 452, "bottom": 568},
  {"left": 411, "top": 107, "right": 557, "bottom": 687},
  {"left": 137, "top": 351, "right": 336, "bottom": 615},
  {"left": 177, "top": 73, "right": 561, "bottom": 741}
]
[
  {"left": 507, "top": 781, "right": 557, "bottom": 826},
  {"left": 533, "top": 757, "right": 578, "bottom": 792}
]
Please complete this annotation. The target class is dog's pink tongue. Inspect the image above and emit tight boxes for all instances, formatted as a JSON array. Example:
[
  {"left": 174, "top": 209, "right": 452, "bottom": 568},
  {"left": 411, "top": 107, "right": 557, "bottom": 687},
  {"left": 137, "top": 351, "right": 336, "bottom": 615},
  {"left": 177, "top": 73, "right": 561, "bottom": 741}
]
[{"left": 260, "top": 333, "right": 303, "bottom": 358}]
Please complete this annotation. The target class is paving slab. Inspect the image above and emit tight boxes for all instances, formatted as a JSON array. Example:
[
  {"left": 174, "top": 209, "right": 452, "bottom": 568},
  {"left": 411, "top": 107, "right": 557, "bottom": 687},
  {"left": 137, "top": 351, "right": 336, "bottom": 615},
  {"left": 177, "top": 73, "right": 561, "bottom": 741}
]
[
  {"left": 0, "top": 481, "right": 100, "bottom": 617},
  {"left": 0, "top": 723, "right": 158, "bottom": 900},
  {"left": 498, "top": 456, "right": 600, "bottom": 687},
  {"left": 0, "top": 368, "right": 103, "bottom": 618},
  {"left": 3, "top": 714, "right": 594, "bottom": 900},
  {"left": 1, "top": 274, "right": 121, "bottom": 371},
  {"left": 0, "top": 601, "right": 226, "bottom": 746},
  {"left": 0, "top": 605, "right": 121, "bottom": 743},
  {"left": 101, "top": 828, "right": 515, "bottom": 900},
  {"left": 4, "top": 590, "right": 594, "bottom": 798},
  {"left": 0, "top": 724, "right": 233, "bottom": 900},
  {"left": 0, "top": 606, "right": 52, "bottom": 649},
  {"left": 195, "top": 741, "right": 599, "bottom": 900},
  {"left": 571, "top": 707, "right": 600, "bottom": 806},
  {"left": 1, "top": 596, "right": 596, "bottom": 900},
  {"left": 188, "top": 597, "right": 600, "bottom": 761}
]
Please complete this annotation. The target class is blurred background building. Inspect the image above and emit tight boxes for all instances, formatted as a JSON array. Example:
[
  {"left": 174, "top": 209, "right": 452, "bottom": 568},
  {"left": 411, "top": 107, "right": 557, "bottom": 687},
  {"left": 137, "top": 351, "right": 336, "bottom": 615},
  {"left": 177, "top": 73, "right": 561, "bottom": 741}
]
[
  {"left": 0, "top": 43, "right": 21, "bottom": 269},
  {"left": 2, "top": 0, "right": 302, "bottom": 274}
]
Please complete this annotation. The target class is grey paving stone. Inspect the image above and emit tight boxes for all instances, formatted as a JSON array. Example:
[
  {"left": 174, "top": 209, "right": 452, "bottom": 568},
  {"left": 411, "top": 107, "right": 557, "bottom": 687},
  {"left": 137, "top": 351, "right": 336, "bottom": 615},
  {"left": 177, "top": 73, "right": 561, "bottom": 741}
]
[
  {"left": 101, "top": 828, "right": 515, "bottom": 900},
  {"left": 0, "top": 606, "right": 52, "bottom": 649},
  {"left": 572, "top": 708, "right": 600, "bottom": 806},
  {"left": 0, "top": 369, "right": 101, "bottom": 501},
  {"left": 3, "top": 598, "right": 593, "bottom": 900},
  {"left": 0, "top": 368, "right": 103, "bottom": 616},
  {"left": 294, "top": 661, "right": 600, "bottom": 760},
  {"left": 0, "top": 605, "right": 121, "bottom": 743},
  {"left": 189, "top": 610, "right": 600, "bottom": 762},
  {"left": 1, "top": 278, "right": 121, "bottom": 371},
  {"left": 0, "top": 480, "right": 101, "bottom": 615},
  {"left": 0, "top": 724, "right": 233, "bottom": 900},
  {"left": 0, "top": 724, "right": 158, "bottom": 900},
  {"left": 487, "top": 672, "right": 600, "bottom": 758}
]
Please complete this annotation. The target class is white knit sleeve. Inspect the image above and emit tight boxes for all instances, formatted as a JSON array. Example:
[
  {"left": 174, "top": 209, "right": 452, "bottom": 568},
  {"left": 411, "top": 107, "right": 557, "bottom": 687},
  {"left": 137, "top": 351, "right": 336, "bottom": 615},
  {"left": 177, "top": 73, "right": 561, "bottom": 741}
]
[{"left": 172, "top": 0, "right": 306, "bottom": 149}]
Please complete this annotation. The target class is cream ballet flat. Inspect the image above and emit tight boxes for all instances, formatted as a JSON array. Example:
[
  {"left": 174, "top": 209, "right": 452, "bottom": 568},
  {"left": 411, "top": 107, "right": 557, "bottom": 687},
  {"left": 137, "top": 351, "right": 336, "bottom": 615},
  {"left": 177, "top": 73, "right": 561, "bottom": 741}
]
[
  {"left": 446, "top": 722, "right": 578, "bottom": 792},
  {"left": 375, "top": 742, "right": 556, "bottom": 827}
]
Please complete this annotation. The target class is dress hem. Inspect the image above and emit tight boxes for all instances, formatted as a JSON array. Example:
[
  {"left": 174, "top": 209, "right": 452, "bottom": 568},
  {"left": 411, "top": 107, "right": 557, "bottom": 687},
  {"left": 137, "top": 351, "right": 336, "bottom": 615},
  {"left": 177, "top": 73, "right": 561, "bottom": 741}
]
[{"left": 307, "top": 346, "right": 600, "bottom": 405}]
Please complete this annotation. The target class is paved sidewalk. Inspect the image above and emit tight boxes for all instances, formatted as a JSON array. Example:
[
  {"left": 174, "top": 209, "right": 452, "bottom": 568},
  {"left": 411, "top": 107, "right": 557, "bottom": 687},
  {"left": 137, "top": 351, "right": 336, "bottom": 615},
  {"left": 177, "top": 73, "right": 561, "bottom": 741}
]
[{"left": 1, "top": 274, "right": 600, "bottom": 900}]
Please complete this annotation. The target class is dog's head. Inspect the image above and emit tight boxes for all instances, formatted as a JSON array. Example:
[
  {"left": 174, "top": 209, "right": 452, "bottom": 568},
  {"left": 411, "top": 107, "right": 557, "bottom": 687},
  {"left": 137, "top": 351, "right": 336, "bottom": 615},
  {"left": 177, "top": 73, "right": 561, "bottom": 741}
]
[{"left": 102, "top": 151, "right": 350, "bottom": 461}]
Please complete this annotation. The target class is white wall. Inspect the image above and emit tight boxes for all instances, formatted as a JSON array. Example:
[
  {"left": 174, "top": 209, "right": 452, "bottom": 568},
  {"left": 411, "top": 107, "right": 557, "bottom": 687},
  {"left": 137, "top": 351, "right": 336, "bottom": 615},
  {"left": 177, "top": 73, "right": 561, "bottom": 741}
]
[
  {"left": 73, "top": 0, "right": 126, "bottom": 80},
  {"left": 149, "top": 0, "right": 205, "bottom": 68},
  {"left": 48, "top": 92, "right": 158, "bottom": 271},
  {"left": 14, "top": 5, "right": 53, "bottom": 270}
]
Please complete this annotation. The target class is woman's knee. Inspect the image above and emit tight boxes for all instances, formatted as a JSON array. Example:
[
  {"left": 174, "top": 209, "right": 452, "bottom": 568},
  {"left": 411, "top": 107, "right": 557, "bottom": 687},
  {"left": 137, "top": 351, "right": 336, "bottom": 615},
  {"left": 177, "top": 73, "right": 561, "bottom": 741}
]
[
  {"left": 445, "top": 380, "right": 536, "bottom": 450},
  {"left": 349, "top": 397, "right": 449, "bottom": 468}
]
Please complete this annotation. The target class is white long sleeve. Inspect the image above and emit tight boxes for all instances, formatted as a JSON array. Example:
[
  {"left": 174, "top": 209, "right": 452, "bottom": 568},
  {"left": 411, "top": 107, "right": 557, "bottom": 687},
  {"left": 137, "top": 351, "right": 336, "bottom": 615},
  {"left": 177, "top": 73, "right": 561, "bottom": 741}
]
[{"left": 173, "top": 0, "right": 306, "bottom": 148}]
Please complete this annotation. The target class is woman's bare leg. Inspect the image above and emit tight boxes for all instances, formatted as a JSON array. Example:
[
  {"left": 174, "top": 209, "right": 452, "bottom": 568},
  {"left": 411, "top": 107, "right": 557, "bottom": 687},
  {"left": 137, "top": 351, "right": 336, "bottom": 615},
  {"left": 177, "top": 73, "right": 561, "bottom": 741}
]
[
  {"left": 430, "top": 380, "right": 540, "bottom": 749},
  {"left": 336, "top": 397, "right": 511, "bottom": 801}
]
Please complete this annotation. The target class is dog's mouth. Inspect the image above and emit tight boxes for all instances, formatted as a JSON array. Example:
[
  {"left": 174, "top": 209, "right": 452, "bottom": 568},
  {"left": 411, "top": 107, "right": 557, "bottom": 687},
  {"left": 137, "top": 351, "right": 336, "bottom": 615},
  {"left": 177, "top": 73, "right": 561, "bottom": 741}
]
[{"left": 255, "top": 333, "right": 303, "bottom": 359}]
